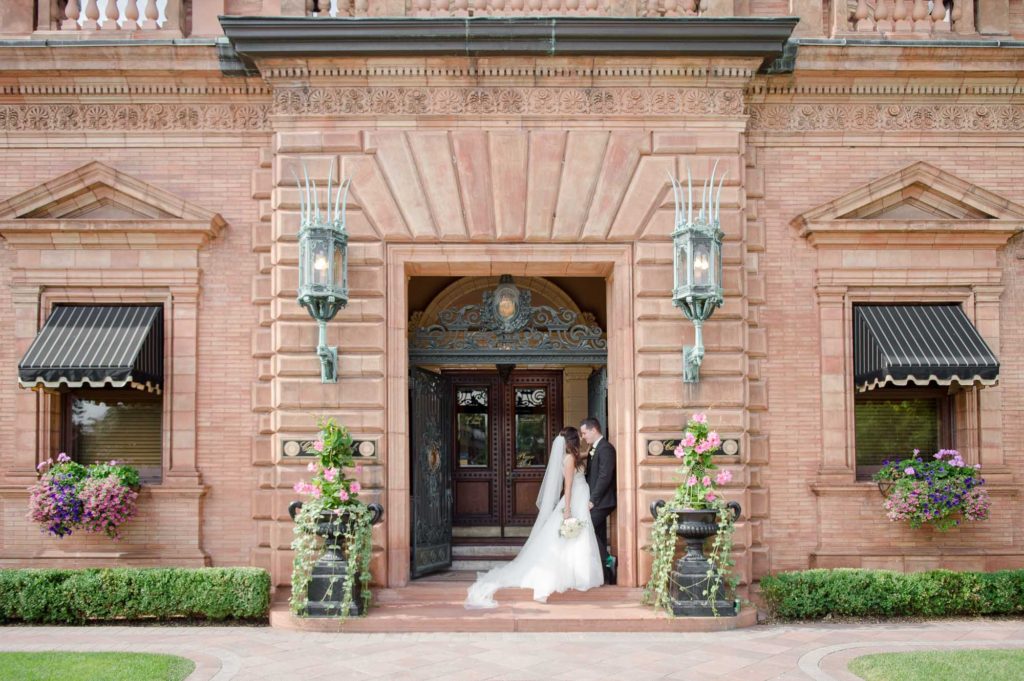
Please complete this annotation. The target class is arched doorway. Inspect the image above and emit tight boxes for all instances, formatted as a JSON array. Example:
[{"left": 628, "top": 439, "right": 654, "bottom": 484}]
[{"left": 407, "top": 275, "right": 608, "bottom": 579}]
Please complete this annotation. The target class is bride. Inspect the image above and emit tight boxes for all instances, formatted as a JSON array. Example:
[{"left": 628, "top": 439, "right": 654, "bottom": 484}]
[{"left": 465, "top": 427, "right": 604, "bottom": 608}]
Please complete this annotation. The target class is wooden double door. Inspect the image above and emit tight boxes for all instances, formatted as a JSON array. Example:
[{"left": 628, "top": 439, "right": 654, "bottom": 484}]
[{"left": 448, "top": 370, "right": 563, "bottom": 532}]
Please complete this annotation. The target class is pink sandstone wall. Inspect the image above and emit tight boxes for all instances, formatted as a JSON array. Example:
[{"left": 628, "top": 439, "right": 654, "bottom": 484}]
[
  {"left": 0, "top": 146, "right": 263, "bottom": 568},
  {"left": 757, "top": 145, "right": 1024, "bottom": 572}
]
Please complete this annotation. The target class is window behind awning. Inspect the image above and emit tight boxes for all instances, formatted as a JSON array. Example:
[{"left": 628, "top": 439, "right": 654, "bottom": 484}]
[
  {"left": 18, "top": 305, "right": 163, "bottom": 393},
  {"left": 853, "top": 304, "right": 999, "bottom": 393}
]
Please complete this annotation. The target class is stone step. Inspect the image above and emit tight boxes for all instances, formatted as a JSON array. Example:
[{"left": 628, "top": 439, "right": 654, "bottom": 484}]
[
  {"left": 451, "top": 559, "right": 511, "bottom": 571},
  {"left": 452, "top": 544, "right": 522, "bottom": 558},
  {"left": 270, "top": 587, "right": 757, "bottom": 633},
  {"left": 373, "top": 584, "right": 637, "bottom": 604}
]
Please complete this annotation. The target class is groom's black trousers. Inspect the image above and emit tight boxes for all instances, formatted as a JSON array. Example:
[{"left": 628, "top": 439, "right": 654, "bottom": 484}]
[{"left": 590, "top": 506, "right": 613, "bottom": 581}]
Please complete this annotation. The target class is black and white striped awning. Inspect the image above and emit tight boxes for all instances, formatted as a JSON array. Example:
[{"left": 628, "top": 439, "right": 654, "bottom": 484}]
[
  {"left": 854, "top": 304, "right": 999, "bottom": 393},
  {"left": 18, "top": 305, "right": 163, "bottom": 393}
]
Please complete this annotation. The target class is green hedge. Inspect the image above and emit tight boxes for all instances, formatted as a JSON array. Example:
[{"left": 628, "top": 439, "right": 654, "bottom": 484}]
[
  {"left": 760, "top": 568, "right": 1024, "bottom": 620},
  {"left": 0, "top": 568, "right": 270, "bottom": 624}
]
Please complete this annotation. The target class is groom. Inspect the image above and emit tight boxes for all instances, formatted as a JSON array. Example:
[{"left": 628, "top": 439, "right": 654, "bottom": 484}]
[{"left": 580, "top": 418, "right": 616, "bottom": 585}]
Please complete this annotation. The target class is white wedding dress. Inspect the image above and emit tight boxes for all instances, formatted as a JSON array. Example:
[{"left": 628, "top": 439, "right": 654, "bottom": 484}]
[{"left": 465, "top": 435, "right": 604, "bottom": 608}]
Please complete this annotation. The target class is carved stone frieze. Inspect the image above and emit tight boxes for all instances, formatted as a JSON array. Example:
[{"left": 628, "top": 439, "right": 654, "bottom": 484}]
[
  {"left": 749, "top": 103, "right": 1024, "bottom": 132},
  {"left": 272, "top": 86, "right": 745, "bottom": 117},
  {"left": 0, "top": 103, "right": 270, "bottom": 132}
]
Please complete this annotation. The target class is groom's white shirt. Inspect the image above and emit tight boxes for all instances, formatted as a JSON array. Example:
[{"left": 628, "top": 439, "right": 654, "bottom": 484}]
[{"left": 589, "top": 435, "right": 603, "bottom": 457}]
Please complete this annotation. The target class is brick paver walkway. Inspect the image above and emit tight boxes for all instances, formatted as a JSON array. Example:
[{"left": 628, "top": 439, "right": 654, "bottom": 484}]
[{"left": 2, "top": 620, "right": 1023, "bottom": 680}]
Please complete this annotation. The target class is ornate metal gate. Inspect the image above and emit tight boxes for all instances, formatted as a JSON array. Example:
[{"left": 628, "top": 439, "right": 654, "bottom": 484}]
[
  {"left": 588, "top": 366, "right": 608, "bottom": 435},
  {"left": 409, "top": 367, "right": 453, "bottom": 578}
]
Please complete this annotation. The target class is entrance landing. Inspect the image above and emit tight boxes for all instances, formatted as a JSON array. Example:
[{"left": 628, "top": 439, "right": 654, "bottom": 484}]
[{"left": 270, "top": 583, "right": 756, "bottom": 633}]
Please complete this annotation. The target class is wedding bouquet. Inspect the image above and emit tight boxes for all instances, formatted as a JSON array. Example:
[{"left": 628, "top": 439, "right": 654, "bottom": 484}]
[{"left": 559, "top": 516, "right": 587, "bottom": 539}]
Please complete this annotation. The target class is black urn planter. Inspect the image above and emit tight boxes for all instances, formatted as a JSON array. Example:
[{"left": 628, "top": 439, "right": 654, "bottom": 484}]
[
  {"left": 650, "top": 499, "right": 741, "bottom": 617},
  {"left": 289, "top": 500, "right": 384, "bottom": 617}
]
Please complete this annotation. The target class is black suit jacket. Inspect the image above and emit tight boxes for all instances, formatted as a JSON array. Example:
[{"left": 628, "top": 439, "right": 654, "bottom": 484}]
[{"left": 585, "top": 438, "right": 617, "bottom": 511}]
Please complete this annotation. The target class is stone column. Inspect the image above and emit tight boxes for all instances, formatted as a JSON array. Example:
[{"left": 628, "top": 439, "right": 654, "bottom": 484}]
[
  {"left": 816, "top": 285, "right": 852, "bottom": 479},
  {"left": 7, "top": 285, "right": 42, "bottom": 484},
  {"left": 166, "top": 285, "right": 202, "bottom": 484}
]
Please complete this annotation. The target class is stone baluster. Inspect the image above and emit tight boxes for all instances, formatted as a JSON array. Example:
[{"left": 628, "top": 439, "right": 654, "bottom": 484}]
[
  {"left": 472, "top": 0, "right": 486, "bottom": 14},
  {"left": 82, "top": 0, "right": 100, "bottom": 29},
  {"left": 875, "top": 0, "right": 893, "bottom": 31},
  {"left": 853, "top": 0, "right": 875, "bottom": 30},
  {"left": 123, "top": 0, "right": 140, "bottom": 30},
  {"left": 337, "top": 0, "right": 352, "bottom": 16},
  {"left": 412, "top": 0, "right": 429, "bottom": 14},
  {"left": 354, "top": 0, "right": 369, "bottom": 15},
  {"left": 62, "top": 0, "right": 82, "bottom": 29},
  {"left": 683, "top": 0, "right": 698, "bottom": 14},
  {"left": 545, "top": 0, "right": 561, "bottom": 12},
  {"left": 931, "top": 0, "right": 949, "bottom": 30},
  {"left": 912, "top": 0, "right": 930, "bottom": 30},
  {"left": 892, "top": 0, "right": 911, "bottom": 30},
  {"left": 100, "top": 0, "right": 121, "bottom": 29},
  {"left": 140, "top": 0, "right": 160, "bottom": 29}
]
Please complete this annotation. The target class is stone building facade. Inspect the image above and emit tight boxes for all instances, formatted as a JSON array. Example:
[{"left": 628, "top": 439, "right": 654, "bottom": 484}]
[{"left": 0, "top": 0, "right": 1022, "bottom": 596}]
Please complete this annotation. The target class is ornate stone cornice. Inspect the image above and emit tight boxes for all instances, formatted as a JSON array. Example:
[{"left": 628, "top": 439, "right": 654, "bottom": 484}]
[
  {"left": 748, "top": 103, "right": 1024, "bottom": 132},
  {"left": 273, "top": 85, "right": 745, "bottom": 117},
  {"left": 0, "top": 102, "right": 270, "bottom": 131}
]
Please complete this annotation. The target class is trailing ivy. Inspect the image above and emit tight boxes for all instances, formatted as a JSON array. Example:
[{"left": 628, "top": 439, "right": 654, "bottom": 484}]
[
  {"left": 289, "top": 417, "right": 375, "bottom": 621},
  {"left": 642, "top": 412, "right": 737, "bottom": 616}
]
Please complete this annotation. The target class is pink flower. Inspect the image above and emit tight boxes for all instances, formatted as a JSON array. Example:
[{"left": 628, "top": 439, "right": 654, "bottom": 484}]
[
  {"left": 701, "top": 476, "right": 712, "bottom": 487},
  {"left": 673, "top": 446, "right": 685, "bottom": 459},
  {"left": 350, "top": 482, "right": 361, "bottom": 493},
  {"left": 705, "top": 492, "right": 716, "bottom": 502},
  {"left": 355, "top": 465, "right": 364, "bottom": 474},
  {"left": 311, "top": 487, "right": 322, "bottom": 499},
  {"left": 706, "top": 431, "right": 721, "bottom": 448},
  {"left": 694, "top": 440, "right": 710, "bottom": 454},
  {"left": 306, "top": 461, "right": 317, "bottom": 472},
  {"left": 681, "top": 432, "right": 697, "bottom": 448},
  {"left": 323, "top": 468, "right": 338, "bottom": 482},
  {"left": 715, "top": 470, "right": 733, "bottom": 485},
  {"left": 974, "top": 464, "right": 982, "bottom": 470},
  {"left": 904, "top": 467, "right": 916, "bottom": 476},
  {"left": 686, "top": 475, "right": 698, "bottom": 487},
  {"left": 36, "top": 461, "right": 47, "bottom": 471},
  {"left": 913, "top": 449, "right": 921, "bottom": 456},
  {"left": 292, "top": 481, "right": 305, "bottom": 494},
  {"left": 57, "top": 453, "right": 71, "bottom": 463},
  {"left": 692, "top": 413, "right": 707, "bottom": 424},
  {"left": 312, "top": 439, "right": 325, "bottom": 453},
  {"left": 338, "top": 488, "right": 349, "bottom": 501}
]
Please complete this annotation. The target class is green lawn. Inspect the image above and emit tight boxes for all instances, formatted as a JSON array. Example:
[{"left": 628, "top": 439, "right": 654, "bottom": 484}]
[
  {"left": 849, "top": 648, "right": 1024, "bottom": 681},
  {"left": 0, "top": 652, "right": 194, "bottom": 681}
]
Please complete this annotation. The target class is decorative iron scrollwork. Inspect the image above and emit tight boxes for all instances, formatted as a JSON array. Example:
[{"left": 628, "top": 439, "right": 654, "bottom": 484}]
[{"left": 409, "top": 278, "right": 607, "bottom": 365}]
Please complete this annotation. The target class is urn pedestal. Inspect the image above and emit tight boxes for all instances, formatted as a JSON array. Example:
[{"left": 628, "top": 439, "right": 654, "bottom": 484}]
[
  {"left": 289, "top": 501, "right": 384, "bottom": 617},
  {"left": 651, "top": 500, "right": 741, "bottom": 617}
]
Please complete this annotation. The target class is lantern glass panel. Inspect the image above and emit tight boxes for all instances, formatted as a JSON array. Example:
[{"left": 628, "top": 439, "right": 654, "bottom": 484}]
[
  {"left": 693, "top": 238, "right": 712, "bottom": 288},
  {"left": 332, "top": 241, "right": 344, "bottom": 289},
  {"left": 311, "top": 238, "right": 330, "bottom": 288}
]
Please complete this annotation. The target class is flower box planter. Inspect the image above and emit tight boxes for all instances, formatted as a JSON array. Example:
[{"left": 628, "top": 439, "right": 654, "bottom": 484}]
[
  {"left": 650, "top": 500, "right": 741, "bottom": 617},
  {"left": 289, "top": 500, "right": 383, "bottom": 618}
]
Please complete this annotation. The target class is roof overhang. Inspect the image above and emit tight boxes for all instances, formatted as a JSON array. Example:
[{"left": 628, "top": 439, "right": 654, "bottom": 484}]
[{"left": 219, "top": 16, "right": 798, "bottom": 67}]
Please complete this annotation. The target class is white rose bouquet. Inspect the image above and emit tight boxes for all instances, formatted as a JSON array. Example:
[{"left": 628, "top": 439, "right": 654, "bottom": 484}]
[{"left": 559, "top": 516, "right": 587, "bottom": 539}]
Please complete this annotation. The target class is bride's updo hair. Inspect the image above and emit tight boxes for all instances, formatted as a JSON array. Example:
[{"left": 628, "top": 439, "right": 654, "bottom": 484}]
[{"left": 559, "top": 427, "right": 586, "bottom": 470}]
